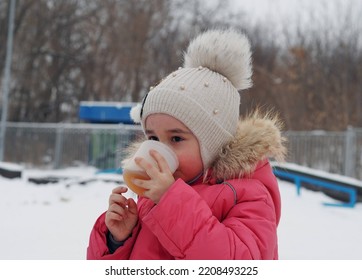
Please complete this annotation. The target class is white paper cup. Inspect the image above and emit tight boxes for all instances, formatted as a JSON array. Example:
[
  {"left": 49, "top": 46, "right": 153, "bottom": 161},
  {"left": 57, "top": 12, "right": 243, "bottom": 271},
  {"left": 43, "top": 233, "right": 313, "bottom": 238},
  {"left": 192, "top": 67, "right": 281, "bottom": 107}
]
[{"left": 122, "top": 140, "right": 178, "bottom": 195}]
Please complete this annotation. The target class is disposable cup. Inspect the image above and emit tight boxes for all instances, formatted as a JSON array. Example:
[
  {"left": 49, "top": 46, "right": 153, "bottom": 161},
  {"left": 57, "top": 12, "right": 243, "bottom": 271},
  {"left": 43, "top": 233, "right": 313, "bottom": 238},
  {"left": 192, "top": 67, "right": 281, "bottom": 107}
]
[{"left": 122, "top": 140, "right": 178, "bottom": 196}]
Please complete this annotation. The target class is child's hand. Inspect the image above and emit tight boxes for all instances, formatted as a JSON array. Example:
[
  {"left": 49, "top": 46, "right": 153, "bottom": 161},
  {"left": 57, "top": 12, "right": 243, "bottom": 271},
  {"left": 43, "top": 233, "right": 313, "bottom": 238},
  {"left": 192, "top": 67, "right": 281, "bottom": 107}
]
[
  {"left": 105, "top": 186, "right": 138, "bottom": 242},
  {"left": 133, "top": 149, "right": 176, "bottom": 204}
]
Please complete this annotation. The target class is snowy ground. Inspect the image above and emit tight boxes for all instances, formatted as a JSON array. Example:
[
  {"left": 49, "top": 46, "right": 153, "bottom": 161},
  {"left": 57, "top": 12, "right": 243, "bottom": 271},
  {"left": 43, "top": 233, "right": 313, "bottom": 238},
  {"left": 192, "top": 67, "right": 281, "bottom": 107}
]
[{"left": 0, "top": 165, "right": 361, "bottom": 260}]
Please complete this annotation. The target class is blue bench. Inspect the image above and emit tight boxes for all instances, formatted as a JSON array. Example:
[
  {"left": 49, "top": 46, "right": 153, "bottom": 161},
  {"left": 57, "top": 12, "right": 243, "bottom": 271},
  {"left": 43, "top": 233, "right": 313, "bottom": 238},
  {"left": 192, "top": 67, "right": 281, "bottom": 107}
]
[{"left": 273, "top": 168, "right": 357, "bottom": 208}]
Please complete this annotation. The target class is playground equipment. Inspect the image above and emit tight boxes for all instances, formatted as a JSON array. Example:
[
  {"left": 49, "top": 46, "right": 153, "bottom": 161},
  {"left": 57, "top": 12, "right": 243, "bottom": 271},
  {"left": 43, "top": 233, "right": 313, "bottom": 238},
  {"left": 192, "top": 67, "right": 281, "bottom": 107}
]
[{"left": 272, "top": 162, "right": 362, "bottom": 208}]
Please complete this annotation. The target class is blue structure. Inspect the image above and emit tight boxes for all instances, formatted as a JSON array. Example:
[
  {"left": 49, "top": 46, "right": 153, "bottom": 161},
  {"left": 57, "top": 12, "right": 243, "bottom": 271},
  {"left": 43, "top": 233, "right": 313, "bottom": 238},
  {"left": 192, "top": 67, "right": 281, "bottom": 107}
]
[
  {"left": 79, "top": 101, "right": 138, "bottom": 124},
  {"left": 272, "top": 164, "right": 360, "bottom": 208},
  {"left": 78, "top": 101, "right": 140, "bottom": 170}
]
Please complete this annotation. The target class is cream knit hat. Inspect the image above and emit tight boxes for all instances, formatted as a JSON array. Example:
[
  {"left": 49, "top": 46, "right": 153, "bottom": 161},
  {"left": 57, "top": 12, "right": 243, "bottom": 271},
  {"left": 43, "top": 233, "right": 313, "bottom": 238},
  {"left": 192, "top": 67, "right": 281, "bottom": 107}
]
[{"left": 130, "top": 29, "right": 253, "bottom": 169}]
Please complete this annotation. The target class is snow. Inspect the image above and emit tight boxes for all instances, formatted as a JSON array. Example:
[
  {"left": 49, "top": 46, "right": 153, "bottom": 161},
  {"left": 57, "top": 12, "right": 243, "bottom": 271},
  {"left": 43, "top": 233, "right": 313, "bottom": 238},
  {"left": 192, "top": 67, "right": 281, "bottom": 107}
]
[
  {"left": 277, "top": 180, "right": 362, "bottom": 259},
  {"left": 0, "top": 161, "right": 23, "bottom": 172},
  {"left": 0, "top": 165, "right": 361, "bottom": 260}
]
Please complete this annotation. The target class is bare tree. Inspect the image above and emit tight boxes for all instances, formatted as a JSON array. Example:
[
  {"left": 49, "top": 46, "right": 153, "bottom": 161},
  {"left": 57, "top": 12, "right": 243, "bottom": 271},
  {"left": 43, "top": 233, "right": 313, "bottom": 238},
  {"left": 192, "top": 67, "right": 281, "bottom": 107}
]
[
  {"left": 2, "top": 0, "right": 360, "bottom": 130},
  {"left": 1, "top": 0, "right": 246, "bottom": 123},
  {"left": 7, "top": 0, "right": 100, "bottom": 122},
  {"left": 241, "top": 0, "right": 362, "bottom": 130}
]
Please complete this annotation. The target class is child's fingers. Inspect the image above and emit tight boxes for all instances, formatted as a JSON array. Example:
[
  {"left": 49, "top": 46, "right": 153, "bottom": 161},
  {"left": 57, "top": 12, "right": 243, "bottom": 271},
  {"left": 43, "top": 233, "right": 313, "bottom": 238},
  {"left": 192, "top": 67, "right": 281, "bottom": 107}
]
[
  {"left": 112, "top": 186, "right": 128, "bottom": 194},
  {"left": 108, "top": 203, "right": 128, "bottom": 220},
  {"left": 134, "top": 153, "right": 168, "bottom": 178},
  {"left": 106, "top": 210, "right": 123, "bottom": 222},
  {"left": 109, "top": 192, "right": 128, "bottom": 206},
  {"left": 127, "top": 198, "right": 138, "bottom": 215},
  {"left": 108, "top": 186, "right": 129, "bottom": 205},
  {"left": 131, "top": 178, "right": 150, "bottom": 191},
  {"left": 134, "top": 157, "right": 155, "bottom": 173},
  {"left": 149, "top": 149, "right": 171, "bottom": 173}
]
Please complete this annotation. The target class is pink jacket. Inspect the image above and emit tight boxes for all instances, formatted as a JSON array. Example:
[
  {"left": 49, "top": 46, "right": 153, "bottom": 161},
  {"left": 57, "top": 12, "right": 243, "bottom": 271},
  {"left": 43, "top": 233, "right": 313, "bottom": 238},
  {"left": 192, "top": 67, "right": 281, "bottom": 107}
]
[{"left": 87, "top": 112, "right": 286, "bottom": 260}]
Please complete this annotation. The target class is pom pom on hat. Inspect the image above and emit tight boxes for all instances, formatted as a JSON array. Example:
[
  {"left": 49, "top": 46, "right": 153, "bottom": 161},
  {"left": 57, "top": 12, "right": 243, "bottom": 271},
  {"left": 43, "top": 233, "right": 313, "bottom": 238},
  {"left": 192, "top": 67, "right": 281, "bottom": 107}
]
[
  {"left": 130, "top": 103, "right": 142, "bottom": 123},
  {"left": 184, "top": 28, "right": 252, "bottom": 90}
]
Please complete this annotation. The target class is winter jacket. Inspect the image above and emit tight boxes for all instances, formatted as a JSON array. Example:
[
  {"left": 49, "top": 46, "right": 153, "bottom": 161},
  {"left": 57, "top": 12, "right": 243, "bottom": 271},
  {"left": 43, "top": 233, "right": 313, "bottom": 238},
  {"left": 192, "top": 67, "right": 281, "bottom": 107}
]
[{"left": 87, "top": 111, "right": 286, "bottom": 260}]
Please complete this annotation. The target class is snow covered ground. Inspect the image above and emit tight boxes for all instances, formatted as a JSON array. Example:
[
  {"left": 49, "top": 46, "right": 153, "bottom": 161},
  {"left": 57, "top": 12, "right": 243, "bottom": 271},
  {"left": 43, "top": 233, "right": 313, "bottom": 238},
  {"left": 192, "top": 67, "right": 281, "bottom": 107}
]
[{"left": 0, "top": 165, "right": 361, "bottom": 260}]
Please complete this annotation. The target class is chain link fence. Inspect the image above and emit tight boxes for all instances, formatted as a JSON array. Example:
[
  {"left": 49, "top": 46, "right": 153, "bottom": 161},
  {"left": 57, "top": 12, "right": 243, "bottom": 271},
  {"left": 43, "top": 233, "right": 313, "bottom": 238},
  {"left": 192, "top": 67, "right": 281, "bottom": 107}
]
[{"left": 2, "top": 122, "right": 362, "bottom": 180}]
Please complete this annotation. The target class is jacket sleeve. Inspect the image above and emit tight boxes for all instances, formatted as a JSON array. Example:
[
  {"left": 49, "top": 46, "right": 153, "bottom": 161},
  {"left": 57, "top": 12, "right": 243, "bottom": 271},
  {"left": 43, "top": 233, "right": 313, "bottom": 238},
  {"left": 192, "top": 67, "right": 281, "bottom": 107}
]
[
  {"left": 142, "top": 178, "right": 278, "bottom": 260},
  {"left": 86, "top": 212, "right": 140, "bottom": 260}
]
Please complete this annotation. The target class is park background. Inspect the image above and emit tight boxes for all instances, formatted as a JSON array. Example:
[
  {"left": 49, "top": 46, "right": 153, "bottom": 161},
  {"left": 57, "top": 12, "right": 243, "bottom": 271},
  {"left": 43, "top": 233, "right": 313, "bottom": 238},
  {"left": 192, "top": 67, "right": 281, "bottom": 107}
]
[{"left": 0, "top": 0, "right": 361, "bottom": 260}]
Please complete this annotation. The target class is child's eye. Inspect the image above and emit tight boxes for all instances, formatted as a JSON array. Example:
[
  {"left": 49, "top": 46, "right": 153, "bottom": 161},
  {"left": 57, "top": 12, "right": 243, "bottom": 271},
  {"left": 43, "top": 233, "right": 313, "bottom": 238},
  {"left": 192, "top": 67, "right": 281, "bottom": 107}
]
[
  {"left": 171, "top": 136, "right": 183, "bottom": 142},
  {"left": 148, "top": 136, "right": 159, "bottom": 141}
]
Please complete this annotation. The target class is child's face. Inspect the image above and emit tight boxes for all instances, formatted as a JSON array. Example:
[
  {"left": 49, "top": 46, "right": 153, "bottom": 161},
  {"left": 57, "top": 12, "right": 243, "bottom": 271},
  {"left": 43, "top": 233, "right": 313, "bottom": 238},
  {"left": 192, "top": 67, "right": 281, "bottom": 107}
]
[{"left": 145, "top": 113, "right": 203, "bottom": 183}]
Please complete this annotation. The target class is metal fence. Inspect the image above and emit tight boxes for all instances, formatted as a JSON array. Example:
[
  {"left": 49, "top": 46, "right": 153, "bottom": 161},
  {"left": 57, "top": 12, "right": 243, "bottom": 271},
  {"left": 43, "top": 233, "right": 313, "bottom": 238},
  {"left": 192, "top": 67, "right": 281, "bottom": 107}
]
[
  {"left": 4, "top": 122, "right": 143, "bottom": 170},
  {"left": 2, "top": 122, "right": 362, "bottom": 180},
  {"left": 284, "top": 127, "right": 362, "bottom": 180}
]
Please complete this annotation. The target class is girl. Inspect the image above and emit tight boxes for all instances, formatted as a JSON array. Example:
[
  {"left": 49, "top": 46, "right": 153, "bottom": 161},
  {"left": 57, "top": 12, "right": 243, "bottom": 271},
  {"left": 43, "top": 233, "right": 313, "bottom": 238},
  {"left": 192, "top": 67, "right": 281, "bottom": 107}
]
[{"left": 87, "top": 28, "right": 286, "bottom": 260}]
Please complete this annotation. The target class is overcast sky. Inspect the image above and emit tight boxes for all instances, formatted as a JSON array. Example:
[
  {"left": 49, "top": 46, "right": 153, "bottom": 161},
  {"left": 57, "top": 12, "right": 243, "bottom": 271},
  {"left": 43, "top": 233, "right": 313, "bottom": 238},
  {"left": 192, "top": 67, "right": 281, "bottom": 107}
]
[{"left": 231, "top": 0, "right": 361, "bottom": 27}]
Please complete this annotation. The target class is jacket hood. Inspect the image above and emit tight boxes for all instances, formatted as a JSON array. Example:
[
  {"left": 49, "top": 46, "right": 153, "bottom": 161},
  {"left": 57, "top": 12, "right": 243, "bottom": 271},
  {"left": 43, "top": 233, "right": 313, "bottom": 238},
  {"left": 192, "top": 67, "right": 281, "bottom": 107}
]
[{"left": 208, "top": 110, "right": 287, "bottom": 182}]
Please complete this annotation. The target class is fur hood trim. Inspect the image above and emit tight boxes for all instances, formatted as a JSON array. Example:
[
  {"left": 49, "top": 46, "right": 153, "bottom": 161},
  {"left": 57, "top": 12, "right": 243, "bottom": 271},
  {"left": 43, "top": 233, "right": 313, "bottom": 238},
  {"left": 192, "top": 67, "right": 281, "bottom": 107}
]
[{"left": 209, "top": 110, "right": 287, "bottom": 182}]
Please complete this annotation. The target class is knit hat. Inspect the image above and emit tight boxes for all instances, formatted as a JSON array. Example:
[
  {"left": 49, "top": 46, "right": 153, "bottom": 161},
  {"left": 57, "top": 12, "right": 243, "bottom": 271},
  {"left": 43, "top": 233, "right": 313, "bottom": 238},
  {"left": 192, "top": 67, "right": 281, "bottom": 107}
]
[{"left": 130, "top": 29, "right": 253, "bottom": 169}]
